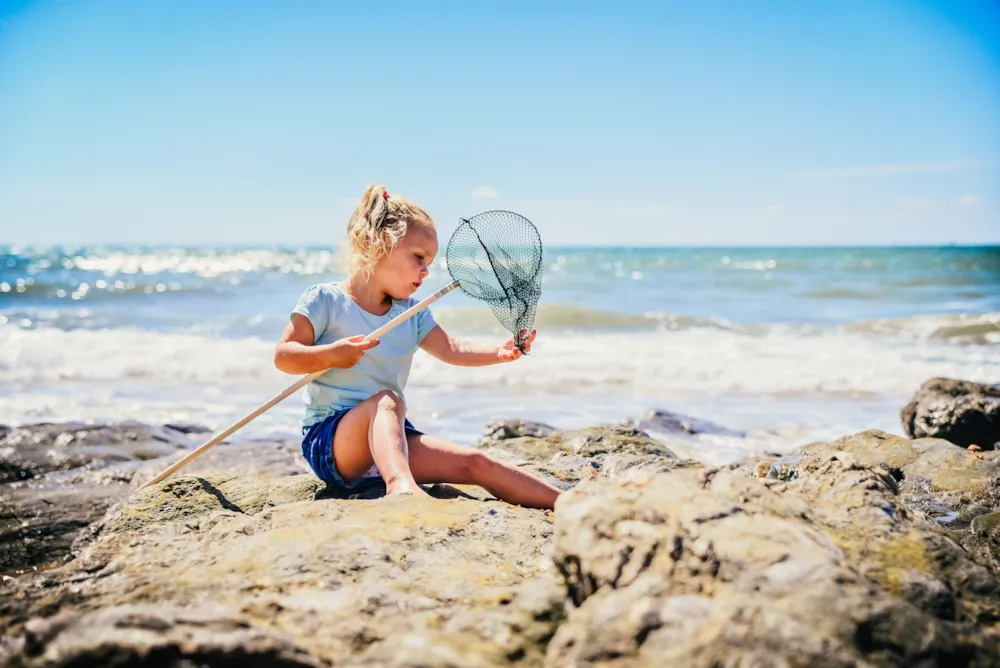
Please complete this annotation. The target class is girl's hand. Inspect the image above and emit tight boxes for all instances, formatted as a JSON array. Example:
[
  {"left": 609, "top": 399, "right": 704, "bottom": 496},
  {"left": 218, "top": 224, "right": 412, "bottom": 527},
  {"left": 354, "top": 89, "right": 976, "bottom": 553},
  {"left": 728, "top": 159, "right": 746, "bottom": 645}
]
[
  {"left": 330, "top": 334, "right": 379, "bottom": 368},
  {"left": 497, "top": 329, "right": 536, "bottom": 363}
]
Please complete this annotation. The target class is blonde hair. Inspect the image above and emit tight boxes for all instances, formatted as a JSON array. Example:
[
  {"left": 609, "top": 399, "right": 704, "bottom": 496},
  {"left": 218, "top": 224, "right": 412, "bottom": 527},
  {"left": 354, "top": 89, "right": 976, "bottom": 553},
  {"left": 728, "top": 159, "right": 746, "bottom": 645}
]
[{"left": 343, "top": 184, "right": 435, "bottom": 279}]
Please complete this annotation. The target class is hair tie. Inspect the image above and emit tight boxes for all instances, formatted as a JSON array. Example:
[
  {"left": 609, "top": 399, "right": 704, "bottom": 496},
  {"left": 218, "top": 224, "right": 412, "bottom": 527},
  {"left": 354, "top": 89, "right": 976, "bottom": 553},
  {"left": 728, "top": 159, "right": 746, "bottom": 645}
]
[{"left": 383, "top": 190, "right": 390, "bottom": 201}]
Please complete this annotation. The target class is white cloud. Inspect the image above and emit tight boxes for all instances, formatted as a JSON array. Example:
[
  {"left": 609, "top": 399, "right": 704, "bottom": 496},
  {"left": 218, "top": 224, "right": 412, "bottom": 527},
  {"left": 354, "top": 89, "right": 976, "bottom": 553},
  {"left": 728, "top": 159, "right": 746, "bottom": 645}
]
[
  {"left": 958, "top": 193, "right": 981, "bottom": 207},
  {"left": 763, "top": 203, "right": 785, "bottom": 217},
  {"left": 470, "top": 186, "right": 499, "bottom": 198},
  {"left": 789, "top": 159, "right": 994, "bottom": 180}
]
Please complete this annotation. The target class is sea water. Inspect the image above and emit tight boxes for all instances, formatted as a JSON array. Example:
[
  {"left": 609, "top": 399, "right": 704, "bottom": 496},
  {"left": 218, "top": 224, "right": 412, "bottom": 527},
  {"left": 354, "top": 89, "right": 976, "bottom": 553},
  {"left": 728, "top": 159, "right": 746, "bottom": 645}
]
[{"left": 1, "top": 244, "right": 997, "bottom": 464}]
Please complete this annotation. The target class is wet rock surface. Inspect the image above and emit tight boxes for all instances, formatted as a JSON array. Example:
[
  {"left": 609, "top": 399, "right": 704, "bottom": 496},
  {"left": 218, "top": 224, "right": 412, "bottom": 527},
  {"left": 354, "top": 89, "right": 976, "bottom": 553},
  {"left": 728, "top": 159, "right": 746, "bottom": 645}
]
[
  {"left": 481, "top": 419, "right": 557, "bottom": 442},
  {"left": 902, "top": 378, "right": 1000, "bottom": 450},
  {"left": 793, "top": 429, "right": 1000, "bottom": 524},
  {"left": 0, "top": 421, "right": 203, "bottom": 484},
  {"left": 1, "top": 474, "right": 129, "bottom": 576},
  {"left": 0, "top": 422, "right": 306, "bottom": 575},
  {"left": 755, "top": 429, "right": 1000, "bottom": 582},
  {"left": 636, "top": 408, "right": 747, "bottom": 438}
]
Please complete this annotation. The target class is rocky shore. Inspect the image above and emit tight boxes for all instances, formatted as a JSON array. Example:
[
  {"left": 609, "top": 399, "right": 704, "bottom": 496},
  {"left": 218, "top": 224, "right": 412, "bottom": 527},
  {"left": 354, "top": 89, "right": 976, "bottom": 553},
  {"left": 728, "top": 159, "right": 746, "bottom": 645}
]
[{"left": 1, "top": 378, "right": 999, "bottom": 666}]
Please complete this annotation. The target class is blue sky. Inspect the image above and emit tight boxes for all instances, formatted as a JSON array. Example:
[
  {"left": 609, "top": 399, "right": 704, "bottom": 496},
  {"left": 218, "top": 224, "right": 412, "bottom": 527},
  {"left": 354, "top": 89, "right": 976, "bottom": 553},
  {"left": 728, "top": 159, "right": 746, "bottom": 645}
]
[{"left": 1, "top": 1, "right": 998, "bottom": 246}]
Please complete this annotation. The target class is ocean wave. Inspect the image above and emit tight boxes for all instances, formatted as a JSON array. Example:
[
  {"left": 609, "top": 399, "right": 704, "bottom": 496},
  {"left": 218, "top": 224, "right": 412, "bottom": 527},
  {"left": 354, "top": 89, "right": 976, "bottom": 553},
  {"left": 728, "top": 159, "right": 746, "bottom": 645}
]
[
  {"left": 433, "top": 304, "right": 746, "bottom": 334},
  {"left": 2, "top": 316, "right": 995, "bottom": 400},
  {"left": 842, "top": 313, "right": 1000, "bottom": 345},
  {"left": 4, "top": 301, "right": 998, "bottom": 348},
  {"left": 1, "top": 319, "right": 995, "bottom": 454},
  {"left": 890, "top": 275, "right": 1000, "bottom": 288},
  {"left": 0, "top": 326, "right": 285, "bottom": 383},
  {"left": 800, "top": 288, "right": 881, "bottom": 300},
  {"left": 434, "top": 305, "right": 1000, "bottom": 345}
]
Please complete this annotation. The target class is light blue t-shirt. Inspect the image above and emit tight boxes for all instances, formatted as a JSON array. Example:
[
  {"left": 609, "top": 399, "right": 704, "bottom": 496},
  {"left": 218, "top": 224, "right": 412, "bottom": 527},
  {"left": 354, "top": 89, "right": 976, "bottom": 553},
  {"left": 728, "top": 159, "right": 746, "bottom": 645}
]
[{"left": 291, "top": 282, "right": 439, "bottom": 428}]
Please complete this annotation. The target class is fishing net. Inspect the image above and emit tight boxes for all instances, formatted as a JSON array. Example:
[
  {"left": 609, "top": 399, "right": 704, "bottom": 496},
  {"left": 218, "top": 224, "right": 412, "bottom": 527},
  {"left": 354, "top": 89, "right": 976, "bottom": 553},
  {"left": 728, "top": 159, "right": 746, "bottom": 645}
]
[{"left": 445, "top": 210, "right": 543, "bottom": 352}]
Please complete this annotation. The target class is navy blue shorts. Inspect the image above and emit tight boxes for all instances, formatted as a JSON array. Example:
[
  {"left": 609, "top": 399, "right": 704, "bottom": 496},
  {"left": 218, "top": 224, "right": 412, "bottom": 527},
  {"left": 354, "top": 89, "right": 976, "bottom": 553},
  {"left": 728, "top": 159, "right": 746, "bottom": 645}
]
[{"left": 301, "top": 408, "right": 421, "bottom": 494}]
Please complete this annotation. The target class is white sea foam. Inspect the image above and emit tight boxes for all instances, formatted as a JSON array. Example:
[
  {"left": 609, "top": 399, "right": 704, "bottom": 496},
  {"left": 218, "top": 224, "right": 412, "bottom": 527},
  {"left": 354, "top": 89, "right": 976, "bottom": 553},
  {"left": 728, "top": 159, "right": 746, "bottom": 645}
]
[
  {"left": 3, "top": 317, "right": 995, "bottom": 394},
  {"left": 1, "top": 317, "right": 995, "bottom": 456},
  {"left": 412, "top": 326, "right": 997, "bottom": 397}
]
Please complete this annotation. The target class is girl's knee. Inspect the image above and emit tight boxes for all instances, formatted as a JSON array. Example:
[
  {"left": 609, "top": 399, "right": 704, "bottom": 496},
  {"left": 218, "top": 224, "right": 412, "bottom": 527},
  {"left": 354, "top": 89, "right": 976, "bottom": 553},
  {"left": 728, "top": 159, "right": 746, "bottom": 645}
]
[
  {"left": 371, "top": 390, "right": 405, "bottom": 416},
  {"left": 465, "top": 450, "right": 495, "bottom": 483}
]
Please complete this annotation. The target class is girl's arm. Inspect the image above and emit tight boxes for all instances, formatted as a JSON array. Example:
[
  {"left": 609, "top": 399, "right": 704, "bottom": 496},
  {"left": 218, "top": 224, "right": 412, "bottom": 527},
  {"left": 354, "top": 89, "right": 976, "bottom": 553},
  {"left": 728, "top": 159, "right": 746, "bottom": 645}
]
[
  {"left": 419, "top": 325, "right": 535, "bottom": 366},
  {"left": 274, "top": 314, "right": 379, "bottom": 374}
]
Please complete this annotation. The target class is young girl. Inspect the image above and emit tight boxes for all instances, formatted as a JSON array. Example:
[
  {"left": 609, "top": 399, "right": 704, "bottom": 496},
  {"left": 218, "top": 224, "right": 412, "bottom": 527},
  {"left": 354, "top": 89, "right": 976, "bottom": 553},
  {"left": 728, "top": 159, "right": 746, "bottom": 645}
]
[{"left": 274, "top": 184, "right": 562, "bottom": 511}]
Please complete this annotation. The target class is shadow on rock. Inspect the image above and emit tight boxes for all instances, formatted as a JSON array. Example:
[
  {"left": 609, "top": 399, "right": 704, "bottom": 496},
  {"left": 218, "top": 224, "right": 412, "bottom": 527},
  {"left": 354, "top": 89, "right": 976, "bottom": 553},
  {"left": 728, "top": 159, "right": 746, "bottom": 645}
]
[{"left": 902, "top": 378, "right": 1000, "bottom": 450}]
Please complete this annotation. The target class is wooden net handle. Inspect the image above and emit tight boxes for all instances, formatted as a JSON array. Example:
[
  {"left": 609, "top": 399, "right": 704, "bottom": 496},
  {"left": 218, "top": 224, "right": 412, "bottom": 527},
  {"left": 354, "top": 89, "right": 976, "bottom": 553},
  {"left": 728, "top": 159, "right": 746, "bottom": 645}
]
[{"left": 141, "top": 280, "right": 460, "bottom": 488}]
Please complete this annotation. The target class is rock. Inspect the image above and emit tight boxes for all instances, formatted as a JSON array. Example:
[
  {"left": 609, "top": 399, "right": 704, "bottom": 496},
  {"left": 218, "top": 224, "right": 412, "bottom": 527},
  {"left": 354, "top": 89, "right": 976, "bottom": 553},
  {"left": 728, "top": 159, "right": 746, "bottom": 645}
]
[
  {"left": 2, "top": 419, "right": 685, "bottom": 665},
  {"left": 636, "top": 409, "right": 746, "bottom": 438},
  {"left": 8, "top": 604, "right": 323, "bottom": 667},
  {"left": 755, "top": 429, "right": 1000, "bottom": 574},
  {"left": 791, "top": 429, "right": 1000, "bottom": 525},
  {"left": 547, "top": 463, "right": 1000, "bottom": 666},
  {"left": 777, "top": 450, "right": 1000, "bottom": 624},
  {"left": 758, "top": 456, "right": 802, "bottom": 482},
  {"left": 0, "top": 422, "right": 310, "bottom": 575},
  {"left": 10, "top": 420, "right": 1000, "bottom": 666},
  {"left": 1, "top": 422, "right": 681, "bottom": 577},
  {"left": 477, "top": 424, "right": 699, "bottom": 488},
  {"left": 348, "top": 574, "right": 566, "bottom": 668},
  {"left": 748, "top": 430, "right": 1000, "bottom": 607},
  {"left": 902, "top": 378, "right": 1000, "bottom": 449},
  {"left": 967, "top": 511, "right": 1000, "bottom": 574},
  {"left": 0, "top": 422, "right": 197, "bottom": 484},
  {"left": 481, "top": 419, "right": 557, "bottom": 442},
  {"left": 0, "top": 476, "right": 130, "bottom": 575},
  {"left": 103, "top": 472, "right": 326, "bottom": 535},
  {"left": 895, "top": 570, "right": 956, "bottom": 621},
  {"left": 1, "top": 473, "right": 559, "bottom": 667},
  {"left": 500, "top": 424, "right": 673, "bottom": 459},
  {"left": 972, "top": 512, "right": 1000, "bottom": 537},
  {"left": 162, "top": 422, "right": 213, "bottom": 435}
]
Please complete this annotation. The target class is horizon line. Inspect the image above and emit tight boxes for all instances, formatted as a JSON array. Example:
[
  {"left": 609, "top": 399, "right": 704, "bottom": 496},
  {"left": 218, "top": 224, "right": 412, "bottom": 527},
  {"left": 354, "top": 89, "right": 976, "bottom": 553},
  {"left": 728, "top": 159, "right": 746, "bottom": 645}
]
[{"left": 2, "top": 241, "right": 1000, "bottom": 251}]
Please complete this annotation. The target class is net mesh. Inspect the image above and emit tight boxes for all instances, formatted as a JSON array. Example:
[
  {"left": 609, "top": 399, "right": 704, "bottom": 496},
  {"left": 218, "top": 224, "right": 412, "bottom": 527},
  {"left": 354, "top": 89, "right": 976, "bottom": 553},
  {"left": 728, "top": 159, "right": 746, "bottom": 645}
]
[{"left": 445, "top": 210, "right": 543, "bottom": 352}]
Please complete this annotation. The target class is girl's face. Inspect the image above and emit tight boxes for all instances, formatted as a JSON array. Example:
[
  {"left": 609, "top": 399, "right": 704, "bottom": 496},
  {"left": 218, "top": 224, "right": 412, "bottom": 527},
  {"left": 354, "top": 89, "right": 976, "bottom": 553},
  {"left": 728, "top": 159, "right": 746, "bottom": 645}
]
[{"left": 375, "top": 224, "right": 439, "bottom": 300}]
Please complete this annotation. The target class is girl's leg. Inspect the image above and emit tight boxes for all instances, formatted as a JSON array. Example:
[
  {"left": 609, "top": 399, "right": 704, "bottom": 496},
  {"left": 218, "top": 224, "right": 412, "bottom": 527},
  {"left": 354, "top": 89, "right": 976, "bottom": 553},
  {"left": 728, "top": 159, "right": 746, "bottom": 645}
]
[
  {"left": 332, "top": 390, "right": 427, "bottom": 496},
  {"left": 332, "top": 389, "right": 561, "bottom": 509},
  {"left": 406, "top": 432, "right": 562, "bottom": 511}
]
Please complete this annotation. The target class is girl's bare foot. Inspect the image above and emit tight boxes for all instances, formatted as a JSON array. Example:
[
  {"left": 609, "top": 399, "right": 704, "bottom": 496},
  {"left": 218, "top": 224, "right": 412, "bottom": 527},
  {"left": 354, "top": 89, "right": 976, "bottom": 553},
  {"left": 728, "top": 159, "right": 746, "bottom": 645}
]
[{"left": 386, "top": 483, "right": 431, "bottom": 498}]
